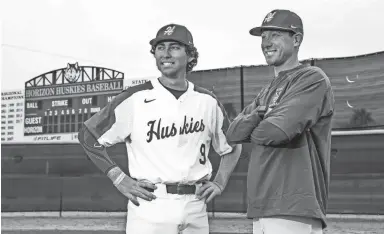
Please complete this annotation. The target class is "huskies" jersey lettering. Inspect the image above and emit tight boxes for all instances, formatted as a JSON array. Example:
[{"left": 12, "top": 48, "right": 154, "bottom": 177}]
[{"left": 146, "top": 116, "right": 205, "bottom": 143}]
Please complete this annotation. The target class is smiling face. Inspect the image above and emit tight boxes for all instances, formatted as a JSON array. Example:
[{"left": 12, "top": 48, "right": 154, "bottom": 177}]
[
  {"left": 260, "top": 30, "right": 300, "bottom": 67},
  {"left": 154, "top": 41, "right": 192, "bottom": 78}
]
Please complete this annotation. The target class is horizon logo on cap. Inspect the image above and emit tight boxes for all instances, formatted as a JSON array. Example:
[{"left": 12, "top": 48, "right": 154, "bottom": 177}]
[
  {"left": 164, "top": 26, "right": 176, "bottom": 36},
  {"left": 264, "top": 12, "right": 276, "bottom": 23}
]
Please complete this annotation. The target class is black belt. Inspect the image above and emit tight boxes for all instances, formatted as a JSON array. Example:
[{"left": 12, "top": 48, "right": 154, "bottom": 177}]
[
  {"left": 145, "top": 184, "right": 196, "bottom": 195},
  {"left": 166, "top": 184, "right": 196, "bottom": 195},
  {"left": 133, "top": 178, "right": 197, "bottom": 195}
]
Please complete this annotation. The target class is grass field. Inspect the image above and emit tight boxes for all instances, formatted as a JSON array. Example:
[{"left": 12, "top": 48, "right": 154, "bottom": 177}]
[{"left": 2, "top": 215, "right": 384, "bottom": 234}]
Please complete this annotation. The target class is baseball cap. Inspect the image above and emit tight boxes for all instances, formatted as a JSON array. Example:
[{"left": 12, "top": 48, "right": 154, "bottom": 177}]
[
  {"left": 249, "top": 9, "right": 303, "bottom": 36},
  {"left": 150, "top": 23, "right": 194, "bottom": 47}
]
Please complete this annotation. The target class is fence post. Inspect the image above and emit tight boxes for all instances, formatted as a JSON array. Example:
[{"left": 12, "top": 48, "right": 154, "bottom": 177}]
[
  {"left": 59, "top": 176, "right": 63, "bottom": 217},
  {"left": 243, "top": 176, "right": 247, "bottom": 212},
  {"left": 240, "top": 66, "right": 244, "bottom": 110}
]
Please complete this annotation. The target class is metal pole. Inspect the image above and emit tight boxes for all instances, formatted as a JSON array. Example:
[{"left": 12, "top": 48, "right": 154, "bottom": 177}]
[
  {"left": 240, "top": 66, "right": 244, "bottom": 110},
  {"left": 243, "top": 176, "right": 247, "bottom": 212},
  {"left": 59, "top": 176, "right": 63, "bottom": 217}
]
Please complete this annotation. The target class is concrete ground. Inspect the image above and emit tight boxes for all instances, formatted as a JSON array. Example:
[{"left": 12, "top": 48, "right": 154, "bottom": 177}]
[{"left": 2, "top": 213, "right": 384, "bottom": 234}]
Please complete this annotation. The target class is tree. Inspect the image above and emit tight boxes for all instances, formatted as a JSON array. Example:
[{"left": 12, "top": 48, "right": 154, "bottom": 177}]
[{"left": 346, "top": 108, "right": 376, "bottom": 128}]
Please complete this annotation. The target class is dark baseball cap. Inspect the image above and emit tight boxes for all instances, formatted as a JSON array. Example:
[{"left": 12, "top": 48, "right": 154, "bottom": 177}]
[
  {"left": 249, "top": 9, "right": 303, "bottom": 36},
  {"left": 150, "top": 23, "right": 194, "bottom": 47}
]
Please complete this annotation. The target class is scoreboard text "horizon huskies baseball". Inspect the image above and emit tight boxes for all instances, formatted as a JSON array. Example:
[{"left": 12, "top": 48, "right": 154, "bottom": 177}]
[{"left": 25, "top": 81, "right": 122, "bottom": 98}]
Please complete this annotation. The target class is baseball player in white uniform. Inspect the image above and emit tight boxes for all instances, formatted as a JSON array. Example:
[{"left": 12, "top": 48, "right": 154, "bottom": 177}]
[{"left": 78, "top": 23, "right": 242, "bottom": 234}]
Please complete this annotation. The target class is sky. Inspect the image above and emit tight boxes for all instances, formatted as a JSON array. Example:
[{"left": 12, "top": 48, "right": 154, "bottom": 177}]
[{"left": 1, "top": 0, "right": 384, "bottom": 91}]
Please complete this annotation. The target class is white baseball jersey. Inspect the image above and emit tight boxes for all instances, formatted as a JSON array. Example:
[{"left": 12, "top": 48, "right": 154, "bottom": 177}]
[{"left": 84, "top": 78, "right": 233, "bottom": 184}]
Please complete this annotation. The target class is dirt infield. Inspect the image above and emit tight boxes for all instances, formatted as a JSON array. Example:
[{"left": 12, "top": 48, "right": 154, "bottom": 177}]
[{"left": 2, "top": 216, "right": 384, "bottom": 234}]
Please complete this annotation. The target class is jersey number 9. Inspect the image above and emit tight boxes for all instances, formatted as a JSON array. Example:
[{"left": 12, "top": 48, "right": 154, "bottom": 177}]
[{"left": 199, "top": 144, "right": 206, "bottom": 165}]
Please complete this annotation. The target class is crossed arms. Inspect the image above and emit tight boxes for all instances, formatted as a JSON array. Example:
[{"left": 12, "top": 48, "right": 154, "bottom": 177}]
[{"left": 226, "top": 69, "right": 334, "bottom": 146}]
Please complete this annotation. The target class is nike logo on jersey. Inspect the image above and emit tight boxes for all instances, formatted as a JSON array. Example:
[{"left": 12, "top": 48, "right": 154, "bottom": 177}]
[
  {"left": 144, "top": 98, "right": 156, "bottom": 103},
  {"left": 93, "top": 142, "right": 103, "bottom": 148}
]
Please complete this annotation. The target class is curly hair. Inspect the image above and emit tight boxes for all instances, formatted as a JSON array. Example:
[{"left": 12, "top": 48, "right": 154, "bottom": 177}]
[{"left": 150, "top": 43, "right": 199, "bottom": 73}]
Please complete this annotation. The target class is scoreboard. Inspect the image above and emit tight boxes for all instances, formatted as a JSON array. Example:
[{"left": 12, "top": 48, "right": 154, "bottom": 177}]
[
  {"left": 0, "top": 63, "right": 156, "bottom": 144},
  {"left": 24, "top": 79, "right": 124, "bottom": 137}
]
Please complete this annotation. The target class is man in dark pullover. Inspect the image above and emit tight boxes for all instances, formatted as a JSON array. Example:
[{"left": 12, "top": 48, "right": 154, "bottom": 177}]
[{"left": 226, "top": 10, "right": 335, "bottom": 234}]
